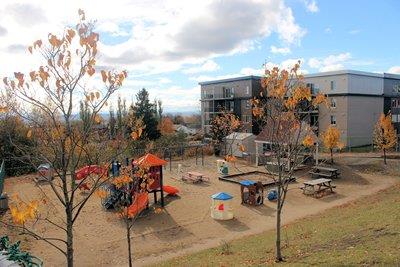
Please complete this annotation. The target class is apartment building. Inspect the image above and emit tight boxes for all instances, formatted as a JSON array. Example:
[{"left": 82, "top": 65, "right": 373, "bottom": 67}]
[
  {"left": 200, "top": 70, "right": 400, "bottom": 148},
  {"left": 199, "top": 76, "right": 262, "bottom": 134}
]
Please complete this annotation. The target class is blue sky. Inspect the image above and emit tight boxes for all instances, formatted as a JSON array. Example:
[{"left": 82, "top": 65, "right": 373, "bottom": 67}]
[{"left": 0, "top": 0, "right": 399, "bottom": 113}]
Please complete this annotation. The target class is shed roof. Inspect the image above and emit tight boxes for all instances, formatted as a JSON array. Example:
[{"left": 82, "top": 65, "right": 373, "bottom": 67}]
[
  {"left": 211, "top": 192, "right": 233, "bottom": 200},
  {"left": 133, "top": 153, "right": 167, "bottom": 167},
  {"left": 239, "top": 180, "right": 256, "bottom": 186},
  {"left": 225, "top": 132, "right": 255, "bottom": 141},
  {"left": 255, "top": 119, "right": 316, "bottom": 145}
]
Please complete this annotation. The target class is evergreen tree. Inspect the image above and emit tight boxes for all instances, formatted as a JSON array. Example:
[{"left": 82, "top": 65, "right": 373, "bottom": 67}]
[
  {"left": 156, "top": 99, "right": 163, "bottom": 122},
  {"left": 130, "top": 88, "right": 160, "bottom": 140}
]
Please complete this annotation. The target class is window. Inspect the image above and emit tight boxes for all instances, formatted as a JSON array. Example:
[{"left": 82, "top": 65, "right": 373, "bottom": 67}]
[
  {"left": 392, "top": 98, "right": 400, "bottom": 108},
  {"left": 242, "top": 115, "right": 251, "bottom": 123},
  {"left": 246, "top": 100, "right": 251, "bottom": 109},
  {"left": 330, "top": 80, "right": 336, "bottom": 91},
  {"left": 223, "top": 87, "right": 234, "bottom": 98},
  {"left": 246, "top": 86, "right": 250, "bottom": 95},
  {"left": 331, "top": 98, "right": 337, "bottom": 108},
  {"left": 392, "top": 114, "right": 400, "bottom": 123},
  {"left": 330, "top": 115, "right": 336, "bottom": 125}
]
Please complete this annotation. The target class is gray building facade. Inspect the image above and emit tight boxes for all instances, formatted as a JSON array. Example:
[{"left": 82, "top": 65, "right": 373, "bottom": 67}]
[
  {"left": 199, "top": 76, "right": 261, "bottom": 134},
  {"left": 200, "top": 70, "right": 400, "bottom": 148}
]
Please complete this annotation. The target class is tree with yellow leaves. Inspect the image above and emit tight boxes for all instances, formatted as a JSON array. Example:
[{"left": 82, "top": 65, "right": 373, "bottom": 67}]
[
  {"left": 252, "top": 62, "right": 327, "bottom": 262},
  {"left": 322, "top": 126, "right": 341, "bottom": 163},
  {"left": 0, "top": 10, "right": 143, "bottom": 267},
  {"left": 373, "top": 113, "right": 397, "bottom": 164},
  {"left": 158, "top": 117, "right": 175, "bottom": 135},
  {"left": 210, "top": 110, "right": 241, "bottom": 156}
]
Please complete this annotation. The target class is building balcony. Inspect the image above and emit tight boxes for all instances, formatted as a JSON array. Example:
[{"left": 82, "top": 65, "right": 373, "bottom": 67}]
[{"left": 202, "top": 93, "right": 235, "bottom": 100}]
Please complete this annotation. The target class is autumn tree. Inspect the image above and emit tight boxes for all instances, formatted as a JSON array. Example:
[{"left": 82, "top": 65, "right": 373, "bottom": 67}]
[
  {"left": 210, "top": 111, "right": 241, "bottom": 156},
  {"left": 251, "top": 63, "right": 327, "bottom": 261},
  {"left": 322, "top": 126, "right": 342, "bottom": 163},
  {"left": 0, "top": 10, "right": 141, "bottom": 267},
  {"left": 0, "top": 114, "right": 36, "bottom": 176},
  {"left": 158, "top": 117, "right": 175, "bottom": 135},
  {"left": 373, "top": 113, "right": 397, "bottom": 164}
]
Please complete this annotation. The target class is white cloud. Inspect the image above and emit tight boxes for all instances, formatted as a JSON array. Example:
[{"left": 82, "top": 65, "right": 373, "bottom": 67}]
[
  {"left": 308, "top": 52, "right": 351, "bottom": 72},
  {"left": 182, "top": 60, "right": 220, "bottom": 74},
  {"left": 324, "top": 27, "right": 332, "bottom": 33},
  {"left": 270, "top": 45, "right": 291, "bottom": 55},
  {"left": 190, "top": 59, "right": 306, "bottom": 82},
  {"left": 388, "top": 66, "right": 400, "bottom": 74},
  {"left": 303, "top": 0, "right": 319, "bottom": 13},
  {"left": 0, "top": 0, "right": 306, "bottom": 112},
  {"left": 0, "top": 0, "right": 305, "bottom": 76}
]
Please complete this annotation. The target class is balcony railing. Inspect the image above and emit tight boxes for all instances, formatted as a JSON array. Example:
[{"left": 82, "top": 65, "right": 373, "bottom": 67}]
[
  {"left": 202, "top": 93, "right": 235, "bottom": 100},
  {"left": 203, "top": 106, "right": 234, "bottom": 113}
]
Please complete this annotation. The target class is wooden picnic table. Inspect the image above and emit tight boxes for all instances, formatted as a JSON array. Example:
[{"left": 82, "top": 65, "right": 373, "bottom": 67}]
[
  {"left": 302, "top": 178, "right": 335, "bottom": 198},
  {"left": 309, "top": 166, "right": 340, "bottom": 179},
  {"left": 182, "top": 171, "right": 209, "bottom": 183}
]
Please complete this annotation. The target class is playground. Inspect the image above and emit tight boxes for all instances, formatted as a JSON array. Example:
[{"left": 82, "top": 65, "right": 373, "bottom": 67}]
[{"left": 0, "top": 154, "right": 399, "bottom": 266}]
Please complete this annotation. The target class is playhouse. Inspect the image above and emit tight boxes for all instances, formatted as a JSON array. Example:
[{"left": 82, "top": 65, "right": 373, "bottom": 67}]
[
  {"left": 210, "top": 192, "right": 234, "bottom": 220},
  {"left": 239, "top": 180, "right": 264, "bottom": 206}
]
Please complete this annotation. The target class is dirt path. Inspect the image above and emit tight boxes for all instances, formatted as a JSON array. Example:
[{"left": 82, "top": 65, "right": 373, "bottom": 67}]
[{"left": 0, "top": 155, "right": 398, "bottom": 266}]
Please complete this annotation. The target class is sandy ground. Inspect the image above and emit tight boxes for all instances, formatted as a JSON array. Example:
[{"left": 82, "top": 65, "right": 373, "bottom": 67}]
[{"left": 0, "top": 154, "right": 399, "bottom": 266}]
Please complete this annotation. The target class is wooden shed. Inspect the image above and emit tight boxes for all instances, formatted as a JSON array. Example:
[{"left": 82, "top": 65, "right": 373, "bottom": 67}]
[{"left": 224, "top": 132, "right": 256, "bottom": 158}]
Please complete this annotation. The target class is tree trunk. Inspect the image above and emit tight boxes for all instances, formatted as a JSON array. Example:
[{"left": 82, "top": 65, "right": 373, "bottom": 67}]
[
  {"left": 66, "top": 207, "right": 74, "bottom": 267},
  {"left": 383, "top": 148, "right": 387, "bottom": 165},
  {"left": 275, "top": 190, "right": 283, "bottom": 262},
  {"left": 330, "top": 149, "right": 333, "bottom": 164},
  {"left": 127, "top": 220, "right": 133, "bottom": 267}
]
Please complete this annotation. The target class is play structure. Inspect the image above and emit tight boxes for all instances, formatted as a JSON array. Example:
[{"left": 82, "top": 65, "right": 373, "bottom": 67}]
[
  {"left": 133, "top": 153, "right": 169, "bottom": 207},
  {"left": 217, "top": 159, "right": 229, "bottom": 175},
  {"left": 210, "top": 192, "right": 234, "bottom": 220},
  {"left": 0, "top": 160, "right": 8, "bottom": 211},
  {"left": 75, "top": 165, "right": 108, "bottom": 191},
  {"left": 35, "top": 163, "right": 54, "bottom": 184},
  {"left": 240, "top": 180, "right": 264, "bottom": 206},
  {"left": 103, "top": 153, "right": 179, "bottom": 213},
  {"left": 219, "top": 170, "right": 296, "bottom": 186}
]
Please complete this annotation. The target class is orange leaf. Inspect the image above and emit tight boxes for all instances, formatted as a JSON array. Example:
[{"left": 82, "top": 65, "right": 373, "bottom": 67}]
[
  {"left": 27, "top": 129, "right": 32, "bottom": 138},
  {"left": 33, "top": 39, "right": 42, "bottom": 49},
  {"left": 87, "top": 67, "right": 95, "bottom": 76},
  {"left": 101, "top": 70, "right": 107, "bottom": 83}
]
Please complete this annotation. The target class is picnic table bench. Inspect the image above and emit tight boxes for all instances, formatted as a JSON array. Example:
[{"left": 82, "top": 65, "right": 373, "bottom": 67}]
[
  {"left": 309, "top": 166, "right": 340, "bottom": 179},
  {"left": 301, "top": 178, "right": 336, "bottom": 198},
  {"left": 182, "top": 171, "right": 210, "bottom": 183}
]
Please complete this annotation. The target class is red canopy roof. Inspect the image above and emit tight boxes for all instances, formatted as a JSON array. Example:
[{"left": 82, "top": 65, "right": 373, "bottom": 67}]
[{"left": 133, "top": 153, "right": 167, "bottom": 167}]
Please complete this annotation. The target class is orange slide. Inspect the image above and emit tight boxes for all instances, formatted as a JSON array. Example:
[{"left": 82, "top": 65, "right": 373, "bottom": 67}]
[
  {"left": 127, "top": 192, "right": 149, "bottom": 218},
  {"left": 162, "top": 185, "right": 179, "bottom": 196}
]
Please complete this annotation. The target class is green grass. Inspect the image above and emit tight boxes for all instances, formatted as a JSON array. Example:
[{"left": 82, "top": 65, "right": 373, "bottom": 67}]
[{"left": 158, "top": 184, "right": 400, "bottom": 266}]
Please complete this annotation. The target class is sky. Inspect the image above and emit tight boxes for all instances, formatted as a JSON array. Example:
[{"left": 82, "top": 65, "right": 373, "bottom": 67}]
[{"left": 0, "top": 0, "right": 399, "bottom": 113}]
